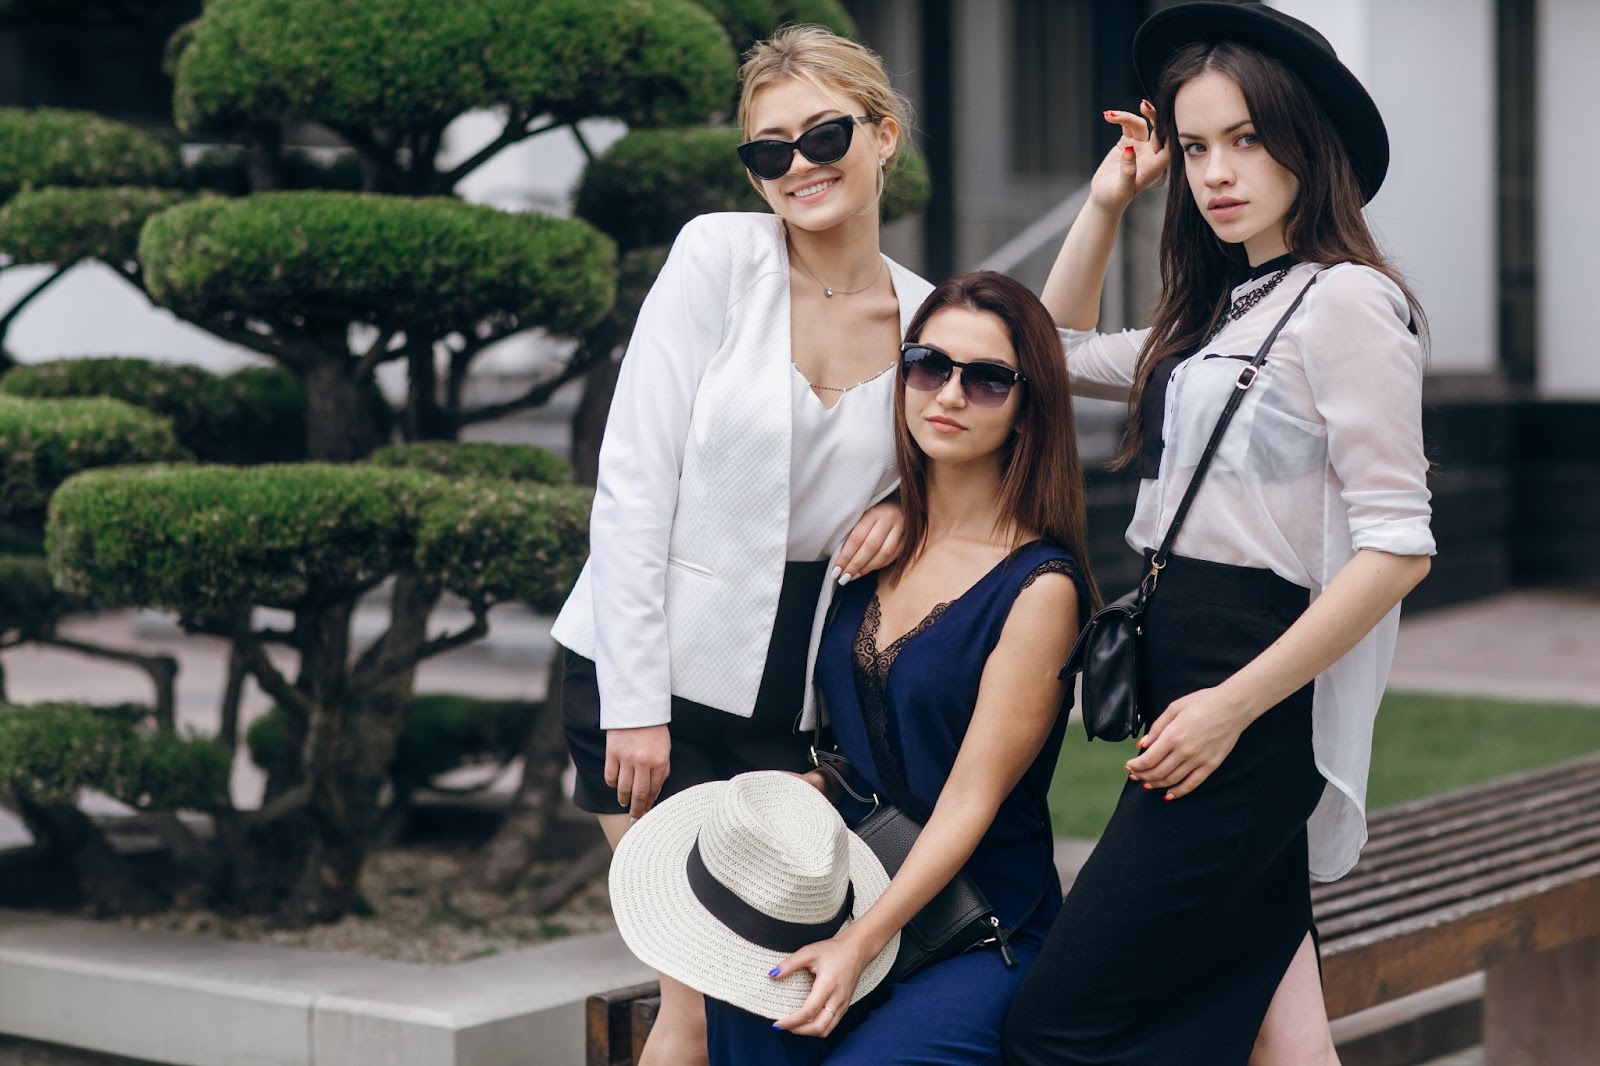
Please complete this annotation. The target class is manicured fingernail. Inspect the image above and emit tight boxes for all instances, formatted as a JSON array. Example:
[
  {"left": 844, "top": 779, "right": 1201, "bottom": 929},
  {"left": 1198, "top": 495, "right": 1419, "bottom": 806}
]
[
  {"left": 830, "top": 566, "right": 841, "bottom": 581},
  {"left": 1103, "top": 109, "right": 1115, "bottom": 118},
  {"left": 1124, "top": 146, "right": 1134, "bottom": 156},
  {"left": 768, "top": 966, "right": 781, "bottom": 977},
  {"left": 772, "top": 1023, "right": 783, "bottom": 1030},
  {"left": 838, "top": 573, "right": 852, "bottom": 586},
  {"left": 1142, "top": 782, "right": 1152, "bottom": 790},
  {"left": 1142, "top": 99, "right": 1152, "bottom": 110},
  {"left": 1164, "top": 794, "right": 1175, "bottom": 802}
]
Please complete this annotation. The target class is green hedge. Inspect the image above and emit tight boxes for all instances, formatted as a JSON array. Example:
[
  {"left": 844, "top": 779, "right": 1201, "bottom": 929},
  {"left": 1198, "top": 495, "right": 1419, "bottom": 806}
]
[
  {"left": 369, "top": 441, "right": 572, "bottom": 486},
  {"left": 1, "top": 358, "right": 306, "bottom": 464},
  {"left": 172, "top": 0, "right": 734, "bottom": 134},
  {"left": 0, "top": 702, "right": 229, "bottom": 809},
  {"left": 139, "top": 192, "right": 615, "bottom": 336},
  {"left": 47, "top": 463, "right": 592, "bottom": 616},
  {"left": 416, "top": 479, "right": 593, "bottom": 613},
  {"left": 575, "top": 126, "right": 931, "bottom": 250},
  {"left": 0, "top": 187, "right": 191, "bottom": 268},
  {"left": 47, "top": 463, "right": 431, "bottom": 614},
  {"left": 246, "top": 693, "right": 541, "bottom": 789},
  {"left": 696, "top": 0, "right": 855, "bottom": 54},
  {"left": 0, "top": 109, "right": 182, "bottom": 203},
  {"left": 0, "top": 553, "right": 57, "bottom": 638},
  {"left": 0, "top": 394, "right": 188, "bottom": 525}
]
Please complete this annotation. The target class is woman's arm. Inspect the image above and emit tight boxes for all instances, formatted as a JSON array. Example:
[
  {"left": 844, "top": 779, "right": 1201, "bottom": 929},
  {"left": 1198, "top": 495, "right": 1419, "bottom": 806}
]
[
  {"left": 591, "top": 217, "right": 731, "bottom": 816},
  {"left": 1043, "top": 105, "right": 1167, "bottom": 400},
  {"left": 771, "top": 571, "right": 1081, "bottom": 1035},
  {"left": 1126, "top": 548, "right": 1429, "bottom": 798},
  {"left": 1127, "top": 266, "right": 1436, "bottom": 799}
]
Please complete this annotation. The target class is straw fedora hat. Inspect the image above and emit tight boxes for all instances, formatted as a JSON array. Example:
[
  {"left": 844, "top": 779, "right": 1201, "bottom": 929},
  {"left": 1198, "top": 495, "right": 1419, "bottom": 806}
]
[{"left": 610, "top": 771, "right": 899, "bottom": 1019}]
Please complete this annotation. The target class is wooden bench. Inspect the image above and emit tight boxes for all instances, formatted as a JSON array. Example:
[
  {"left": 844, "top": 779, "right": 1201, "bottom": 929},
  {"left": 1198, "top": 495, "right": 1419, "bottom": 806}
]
[{"left": 587, "top": 751, "right": 1600, "bottom": 1065}]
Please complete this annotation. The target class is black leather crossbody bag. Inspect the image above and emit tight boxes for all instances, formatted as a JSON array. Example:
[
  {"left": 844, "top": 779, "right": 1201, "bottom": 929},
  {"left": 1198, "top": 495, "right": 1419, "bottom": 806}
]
[
  {"left": 809, "top": 684, "right": 1030, "bottom": 983},
  {"left": 1060, "top": 273, "right": 1322, "bottom": 741}
]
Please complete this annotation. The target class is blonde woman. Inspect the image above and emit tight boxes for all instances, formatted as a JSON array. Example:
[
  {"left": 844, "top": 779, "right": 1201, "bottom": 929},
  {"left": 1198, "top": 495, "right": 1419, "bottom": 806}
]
[{"left": 550, "top": 25, "right": 932, "bottom": 1066}]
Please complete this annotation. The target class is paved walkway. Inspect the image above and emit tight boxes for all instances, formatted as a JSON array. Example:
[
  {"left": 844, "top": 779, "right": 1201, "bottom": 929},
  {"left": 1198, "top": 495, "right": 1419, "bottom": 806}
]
[{"left": 3, "top": 587, "right": 1598, "bottom": 854}]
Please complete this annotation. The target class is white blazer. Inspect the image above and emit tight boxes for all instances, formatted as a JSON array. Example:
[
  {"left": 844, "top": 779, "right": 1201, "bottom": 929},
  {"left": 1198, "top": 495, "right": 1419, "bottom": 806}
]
[{"left": 551, "top": 212, "right": 933, "bottom": 731}]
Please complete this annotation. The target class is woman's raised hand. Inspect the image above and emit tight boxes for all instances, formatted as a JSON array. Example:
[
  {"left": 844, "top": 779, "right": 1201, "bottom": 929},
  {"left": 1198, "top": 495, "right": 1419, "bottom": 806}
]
[{"left": 1088, "top": 100, "right": 1168, "bottom": 213}]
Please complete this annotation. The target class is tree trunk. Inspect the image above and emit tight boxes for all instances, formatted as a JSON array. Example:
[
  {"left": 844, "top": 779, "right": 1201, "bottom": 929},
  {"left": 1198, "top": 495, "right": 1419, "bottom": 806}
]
[
  {"left": 246, "top": 124, "right": 284, "bottom": 193},
  {"left": 466, "top": 647, "right": 571, "bottom": 893},
  {"left": 301, "top": 359, "right": 384, "bottom": 461},
  {"left": 401, "top": 337, "right": 453, "bottom": 441},
  {"left": 11, "top": 793, "right": 167, "bottom": 915},
  {"left": 571, "top": 358, "right": 621, "bottom": 487}
]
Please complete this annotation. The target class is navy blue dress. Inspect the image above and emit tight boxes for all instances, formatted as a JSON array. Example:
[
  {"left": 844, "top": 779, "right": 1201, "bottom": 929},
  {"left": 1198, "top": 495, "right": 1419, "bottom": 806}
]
[{"left": 706, "top": 540, "right": 1086, "bottom": 1066}]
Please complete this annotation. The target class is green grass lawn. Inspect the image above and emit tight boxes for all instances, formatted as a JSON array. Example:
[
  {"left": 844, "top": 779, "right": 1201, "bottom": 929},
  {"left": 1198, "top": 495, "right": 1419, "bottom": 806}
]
[{"left": 1047, "top": 691, "right": 1600, "bottom": 839}]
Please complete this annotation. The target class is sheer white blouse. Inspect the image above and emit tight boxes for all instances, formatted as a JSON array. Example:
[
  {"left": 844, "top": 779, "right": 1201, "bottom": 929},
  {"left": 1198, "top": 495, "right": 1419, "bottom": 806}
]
[{"left": 1061, "top": 260, "right": 1436, "bottom": 880}]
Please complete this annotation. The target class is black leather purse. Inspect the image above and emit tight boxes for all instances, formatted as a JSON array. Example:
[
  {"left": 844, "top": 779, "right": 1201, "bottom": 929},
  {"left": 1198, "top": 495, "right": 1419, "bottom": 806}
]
[
  {"left": 809, "top": 692, "right": 1026, "bottom": 983},
  {"left": 1060, "top": 273, "right": 1323, "bottom": 742}
]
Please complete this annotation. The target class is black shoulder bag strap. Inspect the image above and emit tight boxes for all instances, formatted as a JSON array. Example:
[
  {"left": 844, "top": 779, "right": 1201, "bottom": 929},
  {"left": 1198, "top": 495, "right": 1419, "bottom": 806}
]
[{"left": 1138, "top": 271, "right": 1323, "bottom": 600}]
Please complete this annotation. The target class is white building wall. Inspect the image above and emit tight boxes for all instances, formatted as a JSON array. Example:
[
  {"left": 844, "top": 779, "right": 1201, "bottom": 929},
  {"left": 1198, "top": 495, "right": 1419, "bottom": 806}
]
[
  {"left": 1537, "top": 0, "right": 1600, "bottom": 397},
  {"left": 1274, "top": 0, "right": 1498, "bottom": 376}
]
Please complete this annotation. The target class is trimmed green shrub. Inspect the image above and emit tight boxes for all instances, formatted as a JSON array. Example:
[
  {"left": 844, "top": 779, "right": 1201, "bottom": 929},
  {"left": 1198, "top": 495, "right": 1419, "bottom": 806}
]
[
  {"left": 696, "top": 0, "right": 855, "bottom": 53},
  {"left": 0, "top": 553, "right": 57, "bottom": 638},
  {"left": 172, "top": 0, "right": 735, "bottom": 134},
  {"left": 575, "top": 127, "right": 932, "bottom": 250},
  {"left": 2, "top": 358, "right": 306, "bottom": 464},
  {"left": 0, "top": 186, "right": 191, "bottom": 268},
  {"left": 416, "top": 480, "right": 593, "bottom": 613},
  {"left": 0, "top": 395, "right": 188, "bottom": 524},
  {"left": 369, "top": 442, "right": 572, "bottom": 486},
  {"left": 0, "top": 108, "right": 182, "bottom": 202},
  {"left": 139, "top": 192, "right": 615, "bottom": 336},
  {"left": 0, "top": 702, "right": 229, "bottom": 809},
  {"left": 46, "top": 463, "right": 434, "bottom": 615},
  {"left": 246, "top": 693, "right": 541, "bottom": 788}
]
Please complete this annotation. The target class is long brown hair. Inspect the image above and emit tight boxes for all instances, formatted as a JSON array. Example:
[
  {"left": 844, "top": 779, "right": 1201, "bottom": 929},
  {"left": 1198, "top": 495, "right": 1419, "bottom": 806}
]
[
  {"left": 889, "top": 271, "right": 1101, "bottom": 609},
  {"left": 1115, "top": 40, "right": 1427, "bottom": 469}
]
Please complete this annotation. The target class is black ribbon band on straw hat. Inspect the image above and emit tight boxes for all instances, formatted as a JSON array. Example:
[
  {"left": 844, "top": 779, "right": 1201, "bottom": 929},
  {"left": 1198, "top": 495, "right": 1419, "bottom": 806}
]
[{"left": 686, "top": 839, "right": 855, "bottom": 954}]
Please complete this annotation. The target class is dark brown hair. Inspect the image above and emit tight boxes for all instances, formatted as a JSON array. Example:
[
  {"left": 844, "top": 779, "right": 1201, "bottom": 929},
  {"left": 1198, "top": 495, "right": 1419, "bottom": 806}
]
[
  {"left": 1115, "top": 40, "right": 1427, "bottom": 469},
  {"left": 889, "top": 271, "right": 1101, "bottom": 609}
]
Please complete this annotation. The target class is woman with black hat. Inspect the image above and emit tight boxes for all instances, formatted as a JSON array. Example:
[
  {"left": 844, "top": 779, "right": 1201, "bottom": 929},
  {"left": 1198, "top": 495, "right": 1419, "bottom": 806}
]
[{"left": 1002, "top": 4, "right": 1435, "bottom": 1064}]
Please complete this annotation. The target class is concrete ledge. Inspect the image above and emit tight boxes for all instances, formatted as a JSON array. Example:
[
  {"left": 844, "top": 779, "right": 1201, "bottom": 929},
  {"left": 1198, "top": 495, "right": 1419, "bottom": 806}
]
[{"left": 0, "top": 910, "right": 651, "bottom": 1066}]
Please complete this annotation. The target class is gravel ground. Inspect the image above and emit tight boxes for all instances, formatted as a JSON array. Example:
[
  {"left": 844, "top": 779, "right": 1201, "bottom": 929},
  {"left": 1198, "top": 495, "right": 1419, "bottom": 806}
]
[{"left": 114, "top": 844, "right": 617, "bottom": 965}]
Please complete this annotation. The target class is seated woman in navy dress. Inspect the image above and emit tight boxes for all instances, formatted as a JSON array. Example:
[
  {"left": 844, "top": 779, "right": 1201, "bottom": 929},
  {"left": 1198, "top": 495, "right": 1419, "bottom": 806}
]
[{"left": 704, "top": 271, "right": 1100, "bottom": 1065}]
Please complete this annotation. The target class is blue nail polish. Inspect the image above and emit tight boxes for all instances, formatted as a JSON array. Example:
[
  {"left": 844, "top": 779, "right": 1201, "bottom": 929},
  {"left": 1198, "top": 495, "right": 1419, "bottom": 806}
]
[
  {"left": 771, "top": 1023, "right": 783, "bottom": 1031},
  {"left": 767, "top": 966, "right": 781, "bottom": 977}
]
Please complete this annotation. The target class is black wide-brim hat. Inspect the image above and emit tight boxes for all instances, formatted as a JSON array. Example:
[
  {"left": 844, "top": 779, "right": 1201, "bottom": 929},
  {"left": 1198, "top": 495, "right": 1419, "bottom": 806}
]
[{"left": 1133, "top": 1, "right": 1389, "bottom": 203}]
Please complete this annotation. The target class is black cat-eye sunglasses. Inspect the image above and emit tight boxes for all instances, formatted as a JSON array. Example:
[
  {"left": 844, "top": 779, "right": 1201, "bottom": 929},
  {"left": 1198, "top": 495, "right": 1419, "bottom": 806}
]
[{"left": 737, "top": 114, "right": 881, "bottom": 181}]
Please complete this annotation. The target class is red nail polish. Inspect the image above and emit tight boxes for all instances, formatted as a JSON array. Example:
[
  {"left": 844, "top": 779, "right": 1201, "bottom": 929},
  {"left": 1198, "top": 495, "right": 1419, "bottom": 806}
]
[
  {"left": 1142, "top": 782, "right": 1152, "bottom": 790},
  {"left": 1142, "top": 99, "right": 1152, "bottom": 110},
  {"left": 1104, "top": 110, "right": 1116, "bottom": 118},
  {"left": 1124, "top": 145, "right": 1135, "bottom": 156},
  {"left": 1164, "top": 794, "right": 1174, "bottom": 802}
]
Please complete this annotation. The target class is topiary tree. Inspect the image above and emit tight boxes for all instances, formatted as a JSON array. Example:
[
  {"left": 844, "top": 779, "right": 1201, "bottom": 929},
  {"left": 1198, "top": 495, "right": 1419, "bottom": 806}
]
[
  {"left": 45, "top": 445, "right": 590, "bottom": 923},
  {"left": 0, "top": 109, "right": 185, "bottom": 368},
  {"left": 0, "top": 357, "right": 308, "bottom": 465},
  {"left": 161, "top": 0, "right": 737, "bottom": 443},
  {"left": 0, "top": 393, "right": 189, "bottom": 712}
]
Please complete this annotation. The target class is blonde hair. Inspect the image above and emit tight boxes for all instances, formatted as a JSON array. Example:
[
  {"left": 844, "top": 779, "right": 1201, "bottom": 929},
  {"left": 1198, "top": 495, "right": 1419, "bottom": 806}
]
[{"left": 737, "top": 24, "right": 912, "bottom": 188}]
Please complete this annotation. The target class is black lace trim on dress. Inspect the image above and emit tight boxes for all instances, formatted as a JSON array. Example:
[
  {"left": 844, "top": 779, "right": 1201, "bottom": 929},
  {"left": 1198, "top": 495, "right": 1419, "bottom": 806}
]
[{"left": 1019, "top": 558, "right": 1080, "bottom": 593}]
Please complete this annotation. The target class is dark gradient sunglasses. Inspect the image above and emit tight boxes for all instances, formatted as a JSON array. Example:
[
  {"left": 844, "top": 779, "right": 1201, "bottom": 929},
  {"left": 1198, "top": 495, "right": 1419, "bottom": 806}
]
[
  {"left": 900, "top": 342, "right": 1026, "bottom": 407},
  {"left": 737, "top": 114, "right": 881, "bottom": 181}
]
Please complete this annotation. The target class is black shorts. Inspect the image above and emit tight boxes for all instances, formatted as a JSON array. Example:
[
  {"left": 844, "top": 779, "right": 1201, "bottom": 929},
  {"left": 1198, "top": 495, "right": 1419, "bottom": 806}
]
[{"left": 560, "top": 560, "right": 827, "bottom": 815}]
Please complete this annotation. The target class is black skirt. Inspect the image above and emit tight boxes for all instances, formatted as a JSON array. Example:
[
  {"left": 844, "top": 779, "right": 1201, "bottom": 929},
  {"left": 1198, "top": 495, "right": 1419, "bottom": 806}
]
[
  {"left": 1004, "top": 554, "right": 1327, "bottom": 1065},
  {"left": 560, "top": 560, "right": 827, "bottom": 815}
]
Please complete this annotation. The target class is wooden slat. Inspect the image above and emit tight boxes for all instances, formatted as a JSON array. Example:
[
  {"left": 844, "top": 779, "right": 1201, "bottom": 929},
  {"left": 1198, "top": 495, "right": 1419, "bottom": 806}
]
[
  {"left": 1314, "top": 820, "right": 1600, "bottom": 922},
  {"left": 630, "top": 997, "right": 661, "bottom": 1065},
  {"left": 1321, "top": 862, "right": 1600, "bottom": 1018},
  {"left": 1361, "top": 752, "right": 1600, "bottom": 831},
  {"left": 1315, "top": 790, "right": 1600, "bottom": 903},
  {"left": 1351, "top": 772, "right": 1600, "bottom": 866},
  {"left": 585, "top": 982, "right": 659, "bottom": 1066}
]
